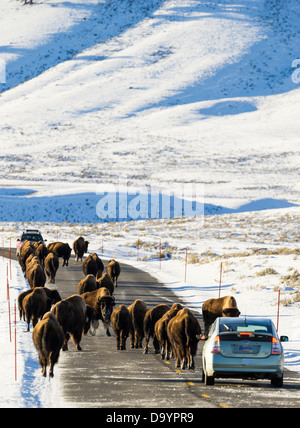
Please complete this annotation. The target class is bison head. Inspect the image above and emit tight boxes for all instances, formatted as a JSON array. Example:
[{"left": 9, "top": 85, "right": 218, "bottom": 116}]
[
  {"left": 222, "top": 308, "right": 240, "bottom": 317},
  {"left": 97, "top": 296, "right": 115, "bottom": 322}
]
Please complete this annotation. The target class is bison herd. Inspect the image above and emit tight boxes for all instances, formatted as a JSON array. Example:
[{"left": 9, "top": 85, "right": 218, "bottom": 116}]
[{"left": 16, "top": 236, "right": 241, "bottom": 380}]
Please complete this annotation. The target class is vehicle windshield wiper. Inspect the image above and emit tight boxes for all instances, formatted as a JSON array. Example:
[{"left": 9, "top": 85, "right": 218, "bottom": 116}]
[{"left": 222, "top": 324, "right": 233, "bottom": 332}]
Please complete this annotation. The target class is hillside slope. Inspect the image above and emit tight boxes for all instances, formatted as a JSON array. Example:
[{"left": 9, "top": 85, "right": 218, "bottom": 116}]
[{"left": 0, "top": 0, "right": 299, "bottom": 209}]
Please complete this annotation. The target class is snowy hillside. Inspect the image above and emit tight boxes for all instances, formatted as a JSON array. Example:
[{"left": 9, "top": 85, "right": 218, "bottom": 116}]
[
  {"left": 0, "top": 0, "right": 299, "bottom": 208},
  {"left": 0, "top": 0, "right": 300, "bottom": 407}
]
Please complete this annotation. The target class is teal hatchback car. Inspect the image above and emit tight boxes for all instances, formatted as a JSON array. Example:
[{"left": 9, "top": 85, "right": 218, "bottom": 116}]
[{"left": 202, "top": 317, "right": 288, "bottom": 387}]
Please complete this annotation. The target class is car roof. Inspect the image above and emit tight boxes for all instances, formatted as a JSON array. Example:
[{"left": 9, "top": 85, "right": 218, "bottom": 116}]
[{"left": 218, "top": 317, "right": 273, "bottom": 326}]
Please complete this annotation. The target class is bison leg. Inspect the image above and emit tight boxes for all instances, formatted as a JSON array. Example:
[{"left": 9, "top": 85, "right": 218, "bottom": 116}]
[
  {"left": 129, "top": 331, "right": 134, "bottom": 349},
  {"left": 62, "top": 333, "right": 70, "bottom": 351},
  {"left": 71, "top": 330, "right": 82, "bottom": 351},
  {"left": 120, "top": 331, "right": 127, "bottom": 350},
  {"left": 49, "top": 351, "right": 59, "bottom": 378},
  {"left": 143, "top": 335, "right": 150, "bottom": 354},
  {"left": 102, "top": 320, "right": 111, "bottom": 337},
  {"left": 38, "top": 352, "right": 47, "bottom": 377},
  {"left": 116, "top": 332, "right": 121, "bottom": 350}
]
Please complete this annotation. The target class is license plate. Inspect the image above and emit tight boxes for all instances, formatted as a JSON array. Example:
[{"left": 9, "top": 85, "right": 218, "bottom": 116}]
[{"left": 238, "top": 345, "right": 254, "bottom": 353}]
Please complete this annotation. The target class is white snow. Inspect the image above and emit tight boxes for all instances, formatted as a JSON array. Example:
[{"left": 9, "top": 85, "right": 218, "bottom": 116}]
[{"left": 0, "top": 0, "right": 299, "bottom": 408}]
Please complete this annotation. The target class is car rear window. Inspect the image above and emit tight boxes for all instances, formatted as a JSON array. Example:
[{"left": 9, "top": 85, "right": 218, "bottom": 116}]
[{"left": 219, "top": 322, "right": 272, "bottom": 334}]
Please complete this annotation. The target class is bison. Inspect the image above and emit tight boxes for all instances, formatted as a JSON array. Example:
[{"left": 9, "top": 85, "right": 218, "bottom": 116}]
[
  {"left": 96, "top": 272, "right": 114, "bottom": 295},
  {"left": 47, "top": 242, "right": 72, "bottom": 267},
  {"left": 202, "top": 295, "right": 240, "bottom": 338},
  {"left": 44, "top": 252, "right": 59, "bottom": 284},
  {"left": 18, "top": 287, "right": 61, "bottom": 322},
  {"left": 167, "top": 308, "right": 201, "bottom": 370},
  {"left": 18, "top": 240, "right": 35, "bottom": 274},
  {"left": 73, "top": 237, "right": 89, "bottom": 262},
  {"left": 82, "top": 253, "right": 104, "bottom": 278},
  {"left": 143, "top": 303, "right": 170, "bottom": 354},
  {"left": 51, "top": 295, "right": 92, "bottom": 351},
  {"left": 106, "top": 259, "right": 121, "bottom": 287},
  {"left": 35, "top": 243, "right": 49, "bottom": 266},
  {"left": 111, "top": 304, "right": 131, "bottom": 350},
  {"left": 81, "top": 287, "right": 115, "bottom": 336},
  {"left": 154, "top": 303, "right": 183, "bottom": 360},
  {"left": 22, "top": 287, "right": 52, "bottom": 331},
  {"left": 26, "top": 256, "right": 46, "bottom": 288},
  {"left": 32, "top": 312, "right": 65, "bottom": 378},
  {"left": 78, "top": 274, "right": 98, "bottom": 295},
  {"left": 128, "top": 299, "right": 147, "bottom": 349}
]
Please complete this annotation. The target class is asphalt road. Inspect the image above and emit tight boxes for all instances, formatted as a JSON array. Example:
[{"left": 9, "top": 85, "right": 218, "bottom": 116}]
[{"left": 8, "top": 249, "right": 300, "bottom": 409}]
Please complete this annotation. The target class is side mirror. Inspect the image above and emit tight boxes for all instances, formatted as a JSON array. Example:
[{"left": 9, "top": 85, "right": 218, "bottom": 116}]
[
  {"left": 280, "top": 336, "right": 289, "bottom": 342},
  {"left": 17, "top": 239, "right": 20, "bottom": 241}
]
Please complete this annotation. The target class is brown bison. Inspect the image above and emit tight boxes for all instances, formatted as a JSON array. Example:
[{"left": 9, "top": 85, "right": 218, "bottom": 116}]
[
  {"left": 18, "top": 287, "right": 61, "bottom": 322},
  {"left": 202, "top": 295, "right": 240, "bottom": 338},
  {"left": 96, "top": 272, "right": 114, "bottom": 295},
  {"left": 81, "top": 287, "right": 115, "bottom": 336},
  {"left": 47, "top": 242, "right": 72, "bottom": 267},
  {"left": 22, "top": 287, "right": 52, "bottom": 331},
  {"left": 32, "top": 312, "right": 64, "bottom": 378},
  {"left": 44, "top": 252, "right": 59, "bottom": 284},
  {"left": 73, "top": 237, "right": 89, "bottom": 261},
  {"left": 26, "top": 256, "right": 46, "bottom": 288},
  {"left": 128, "top": 299, "right": 147, "bottom": 349},
  {"left": 18, "top": 240, "right": 35, "bottom": 273},
  {"left": 167, "top": 308, "right": 201, "bottom": 370},
  {"left": 35, "top": 243, "right": 49, "bottom": 265},
  {"left": 51, "top": 295, "right": 92, "bottom": 351},
  {"left": 106, "top": 259, "right": 121, "bottom": 287},
  {"left": 111, "top": 304, "right": 131, "bottom": 350},
  {"left": 82, "top": 253, "right": 104, "bottom": 278},
  {"left": 78, "top": 274, "right": 98, "bottom": 295},
  {"left": 154, "top": 303, "right": 183, "bottom": 360},
  {"left": 143, "top": 304, "right": 170, "bottom": 354}
]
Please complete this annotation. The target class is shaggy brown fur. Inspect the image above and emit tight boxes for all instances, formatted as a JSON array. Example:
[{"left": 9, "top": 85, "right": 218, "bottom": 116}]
[
  {"left": 106, "top": 259, "right": 121, "bottom": 287},
  {"left": 47, "top": 242, "right": 72, "bottom": 267},
  {"left": 202, "top": 296, "right": 240, "bottom": 337},
  {"left": 44, "top": 252, "right": 59, "bottom": 284},
  {"left": 128, "top": 299, "right": 147, "bottom": 349},
  {"left": 22, "top": 288, "right": 52, "bottom": 332},
  {"left": 143, "top": 304, "right": 170, "bottom": 354},
  {"left": 78, "top": 274, "right": 98, "bottom": 295},
  {"left": 154, "top": 303, "right": 183, "bottom": 360},
  {"left": 73, "top": 237, "right": 89, "bottom": 262},
  {"left": 26, "top": 256, "right": 46, "bottom": 288},
  {"left": 18, "top": 287, "right": 61, "bottom": 322},
  {"left": 32, "top": 312, "right": 64, "bottom": 378},
  {"left": 18, "top": 240, "right": 35, "bottom": 273},
  {"left": 167, "top": 308, "right": 201, "bottom": 370},
  {"left": 81, "top": 287, "right": 115, "bottom": 336},
  {"left": 51, "top": 295, "right": 92, "bottom": 351},
  {"left": 111, "top": 304, "right": 131, "bottom": 350},
  {"left": 96, "top": 272, "right": 114, "bottom": 295}
]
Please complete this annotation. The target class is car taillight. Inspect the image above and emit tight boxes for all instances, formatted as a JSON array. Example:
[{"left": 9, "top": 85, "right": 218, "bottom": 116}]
[
  {"left": 211, "top": 336, "right": 220, "bottom": 354},
  {"left": 271, "top": 337, "right": 281, "bottom": 355}
]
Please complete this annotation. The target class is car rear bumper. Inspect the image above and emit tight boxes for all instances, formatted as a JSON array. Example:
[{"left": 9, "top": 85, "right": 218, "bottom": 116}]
[{"left": 208, "top": 354, "right": 284, "bottom": 379}]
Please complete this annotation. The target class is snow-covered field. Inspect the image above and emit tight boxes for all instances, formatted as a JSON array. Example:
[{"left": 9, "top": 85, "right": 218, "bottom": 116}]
[{"left": 0, "top": 0, "right": 300, "bottom": 408}]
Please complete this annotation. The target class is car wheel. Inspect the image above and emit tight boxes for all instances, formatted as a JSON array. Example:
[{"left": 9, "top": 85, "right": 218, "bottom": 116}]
[{"left": 271, "top": 375, "right": 283, "bottom": 387}]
